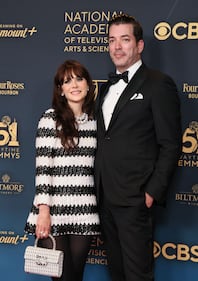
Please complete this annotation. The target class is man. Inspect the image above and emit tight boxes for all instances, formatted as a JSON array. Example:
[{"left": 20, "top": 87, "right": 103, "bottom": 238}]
[{"left": 94, "top": 14, "right": 182, "bottom": 281}]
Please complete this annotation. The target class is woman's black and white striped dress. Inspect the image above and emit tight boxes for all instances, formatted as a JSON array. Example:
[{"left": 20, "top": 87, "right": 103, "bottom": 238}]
[{"left": 25, "top": 108, "right": 100, "bottom": 236}]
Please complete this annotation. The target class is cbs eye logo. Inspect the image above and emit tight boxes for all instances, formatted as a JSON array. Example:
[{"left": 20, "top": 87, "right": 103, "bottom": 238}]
[
  {"left": 154, "top": 22, "right": 171, "bottom": 40},
  {"left": 154, "top": 21, "right": 198, "bottom": 40},
  {"left": 153, "top": 241, "right": 161, "bottom": 258}
]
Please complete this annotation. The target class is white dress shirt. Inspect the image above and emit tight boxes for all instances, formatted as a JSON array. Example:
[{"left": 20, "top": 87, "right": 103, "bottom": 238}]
[{"left": 102, "top": 60, "right": 142, "bottom": 130}]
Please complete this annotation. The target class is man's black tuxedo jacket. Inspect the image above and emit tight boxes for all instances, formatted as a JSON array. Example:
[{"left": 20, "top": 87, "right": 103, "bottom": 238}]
[{"left": 94, "top": 63, "right": 182, "bottom": 206}]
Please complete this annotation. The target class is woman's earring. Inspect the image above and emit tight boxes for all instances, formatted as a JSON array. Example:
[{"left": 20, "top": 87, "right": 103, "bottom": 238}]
[
  {"left": 87, "top": 88, "right": 89, "bottom": 92},
  {"left": 61, "top": 92, "right": 64, "bottom": 96}
]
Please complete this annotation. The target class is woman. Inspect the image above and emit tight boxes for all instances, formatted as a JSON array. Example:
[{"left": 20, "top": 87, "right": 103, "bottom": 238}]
[{"left": 25, "top": 60, "right": 100, "bottom": 281}]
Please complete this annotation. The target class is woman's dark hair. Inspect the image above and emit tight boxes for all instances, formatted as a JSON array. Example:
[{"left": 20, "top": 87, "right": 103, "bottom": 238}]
[
  {"left": 108, "top": 13, "right": 143, "bottom": 42},
  {"left": 52, "top": 59, "right": 95, "bottom": 150}
]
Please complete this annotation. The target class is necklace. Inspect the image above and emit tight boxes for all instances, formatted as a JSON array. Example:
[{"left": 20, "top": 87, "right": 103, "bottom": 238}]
[{"left": 75, "top": 112, "right": 88, "bottom": 124}]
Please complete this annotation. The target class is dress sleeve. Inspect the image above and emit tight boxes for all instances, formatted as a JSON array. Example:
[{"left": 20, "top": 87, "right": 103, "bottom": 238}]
[{"left": 33, "top": 109, "right": 56, "bottom": 207}]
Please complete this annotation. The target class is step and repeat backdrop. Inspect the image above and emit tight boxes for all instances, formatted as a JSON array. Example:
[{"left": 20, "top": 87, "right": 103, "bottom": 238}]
[{"left": 0, "top": 0, "right": 198, "bottom": 280}]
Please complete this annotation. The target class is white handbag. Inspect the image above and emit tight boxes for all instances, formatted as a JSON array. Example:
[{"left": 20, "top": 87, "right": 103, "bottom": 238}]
[{"left": 24, "top": 234, "right": 64, "bottom": 277}]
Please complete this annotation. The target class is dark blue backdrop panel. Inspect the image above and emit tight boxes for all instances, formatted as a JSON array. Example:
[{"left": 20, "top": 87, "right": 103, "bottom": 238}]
[{"left": 0, "top": 0, "right": 198, "bottom": 280}]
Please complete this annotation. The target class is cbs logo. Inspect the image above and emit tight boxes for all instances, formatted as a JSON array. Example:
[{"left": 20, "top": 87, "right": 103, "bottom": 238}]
[
  {"left": 154, "top": 22, "right": 198, "bottom": 40},
  {"left": 154, "top": 241, "right": 198, "bottom": 262}
]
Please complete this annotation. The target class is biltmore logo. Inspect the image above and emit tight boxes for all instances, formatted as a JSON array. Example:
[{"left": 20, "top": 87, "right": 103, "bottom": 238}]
[
  {"left": 175, "top": 184, "right": 198, "bottom": 207},
  {"left": 154, "top": 22, "right": 198, "bottom": 40},
  {"left": 0, "top": 174, "right": 24, "bottom": 195},
  {"left": 0, "top": 115, "right": 20, "bottom": 159}
]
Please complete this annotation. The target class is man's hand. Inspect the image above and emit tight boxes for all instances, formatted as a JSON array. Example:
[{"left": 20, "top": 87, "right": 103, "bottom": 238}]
[{"left": 145, "top": 192, "right": 154, "bottom": 208}]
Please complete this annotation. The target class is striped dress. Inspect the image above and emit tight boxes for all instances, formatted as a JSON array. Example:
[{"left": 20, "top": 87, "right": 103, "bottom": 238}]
[{"left": 25, "top": 108, "right": 100, "bottom": 236}]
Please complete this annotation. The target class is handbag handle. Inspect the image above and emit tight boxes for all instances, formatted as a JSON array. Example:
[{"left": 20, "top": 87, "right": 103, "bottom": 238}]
[{"left": 34, "top": 234, "right": 56, "bottom": 250}]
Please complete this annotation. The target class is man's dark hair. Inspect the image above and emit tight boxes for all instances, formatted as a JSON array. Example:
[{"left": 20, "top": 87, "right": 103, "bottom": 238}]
[{"left": 108, "top": 13, "right": 143, "bottom": 42}]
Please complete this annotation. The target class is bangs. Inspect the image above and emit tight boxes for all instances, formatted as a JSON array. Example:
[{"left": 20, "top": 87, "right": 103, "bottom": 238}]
[
  {"left": 55, "top": 60, "right": 90, "bottom": 87},
  {"left": 63, "top": 65, "right": 84, "bottom": 81}
]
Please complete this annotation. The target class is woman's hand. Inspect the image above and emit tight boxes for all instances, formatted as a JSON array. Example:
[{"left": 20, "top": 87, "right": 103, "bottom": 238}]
[{"left": 36, "top": 204, "right": 51, "bottom": 239}]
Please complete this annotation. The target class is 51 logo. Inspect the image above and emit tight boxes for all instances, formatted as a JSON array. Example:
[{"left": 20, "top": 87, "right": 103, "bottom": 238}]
[
  {"left": 92, "top": 79, "right": 107, "bottom": 99},
  {"left": 182, "top": 121, "right": 198, "bottom": 154},
  {"left": 0, "top": 116, "right": 19, "bottom": 147}
]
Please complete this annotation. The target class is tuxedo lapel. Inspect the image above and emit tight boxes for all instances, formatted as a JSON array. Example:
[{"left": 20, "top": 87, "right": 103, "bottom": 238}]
[
  {"left": 96, "top": 81, "right": 111, "bottom": 109},
  {"left": 96, "top": 81, "right": 111, "bottom": 133},
  {"left": 107, "top": 64, "right": 147, "bottom": 131}
]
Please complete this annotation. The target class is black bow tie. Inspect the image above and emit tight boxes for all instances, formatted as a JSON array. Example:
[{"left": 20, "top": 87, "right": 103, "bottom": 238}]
[{"left": 108, "top": 71, "right": 129, "bottom": 84}]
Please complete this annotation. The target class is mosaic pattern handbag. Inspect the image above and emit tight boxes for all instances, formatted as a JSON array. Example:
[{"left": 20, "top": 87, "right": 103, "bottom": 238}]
[{"left": 24, "top": 234, "right": 64, "bottom": 277}]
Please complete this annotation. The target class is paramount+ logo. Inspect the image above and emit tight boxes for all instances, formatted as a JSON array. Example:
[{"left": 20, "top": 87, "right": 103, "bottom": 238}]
[
  {"left": 154, "top": 21, "right": 198, "bottom": 40},
  {"left": 154, "top": 241, "right": 198, "bottom": 262}
]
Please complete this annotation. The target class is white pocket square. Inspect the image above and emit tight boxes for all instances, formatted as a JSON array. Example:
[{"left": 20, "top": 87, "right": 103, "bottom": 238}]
[{"left": 130, "top": 93, "right": 144, "bottom": 100}]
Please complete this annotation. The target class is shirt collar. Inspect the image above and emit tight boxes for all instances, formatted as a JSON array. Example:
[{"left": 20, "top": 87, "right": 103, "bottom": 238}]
[{"left": 117, "top": 60, "right": 142, "bottom": 82}]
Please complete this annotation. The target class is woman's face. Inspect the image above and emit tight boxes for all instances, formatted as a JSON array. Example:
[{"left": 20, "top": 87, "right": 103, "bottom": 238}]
[{"left": 61, "top": 72, "right": 89, "bottom": 107}]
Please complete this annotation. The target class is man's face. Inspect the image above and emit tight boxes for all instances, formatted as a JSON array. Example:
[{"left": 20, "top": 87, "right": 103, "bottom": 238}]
[{"left": 108, "top": 23, "right": 144, "bottom": 72}]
